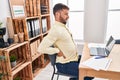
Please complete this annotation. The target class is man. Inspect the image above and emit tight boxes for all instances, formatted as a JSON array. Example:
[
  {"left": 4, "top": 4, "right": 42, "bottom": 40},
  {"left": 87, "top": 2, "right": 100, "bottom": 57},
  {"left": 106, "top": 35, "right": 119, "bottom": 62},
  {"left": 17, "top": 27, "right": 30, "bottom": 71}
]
[{"left": 38, "top": 3, "right": 93, "bottom": 80}]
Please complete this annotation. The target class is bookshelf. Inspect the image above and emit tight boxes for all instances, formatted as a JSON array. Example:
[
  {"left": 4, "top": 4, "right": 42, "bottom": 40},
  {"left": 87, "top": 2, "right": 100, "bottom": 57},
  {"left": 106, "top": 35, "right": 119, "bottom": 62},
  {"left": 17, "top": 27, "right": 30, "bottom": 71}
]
[{"left": 0, "top": 0, "right": 51, "bottom": 79}]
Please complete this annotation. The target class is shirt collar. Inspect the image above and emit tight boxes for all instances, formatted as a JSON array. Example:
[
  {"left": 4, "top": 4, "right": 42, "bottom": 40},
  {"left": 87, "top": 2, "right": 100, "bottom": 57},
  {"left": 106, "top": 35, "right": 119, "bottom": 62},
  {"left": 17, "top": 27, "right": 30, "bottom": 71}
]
[{"left": 55, "top": 21, "right": 66, "bottom": 27}]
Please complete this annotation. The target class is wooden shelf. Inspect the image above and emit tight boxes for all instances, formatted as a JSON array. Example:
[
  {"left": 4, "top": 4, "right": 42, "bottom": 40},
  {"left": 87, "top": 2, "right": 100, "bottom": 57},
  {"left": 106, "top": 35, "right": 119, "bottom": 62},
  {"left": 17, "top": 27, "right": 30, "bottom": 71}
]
[
  {"left": 25, "top": 16, "right": 40, "bottom": 20},
  {"left": 11, "top": 60, "right": 26, "bottom": 71},
  {"left": 33, "top": 57, "right": 50, "bottom": 77},
  {"left": 32, "top": 56, "right": 42, "bottom": 75},
  {"left": 41, "top": 14, "right": 50, "bottom": 17},
  {"left": 0, "top": 42, "right": 27, "bottom": 51},
  {"left": 13, "top": 62, "right": 33, "bottom": 80},
  {"left": 42, "top": 31, "right": 49, "bottom": 36},
  {"left": 0, "top": 41, "right": 31, "bottom": 80},
  {"left": 12, "top": 61, "right": 31, "bottom": 76},
  {"left": 32, "top": 53, "right": 41, "bottom": 62},
  {"left": 29, "top": 34, "right": 41, "bottom": 41},
  {"left": 42, "top": 59, "right": 50, "bottom": 68},
  {"left": 4, "top": 41, "right": 28, "bottom": 52},
  {"left": 33, "top": 66, "right": 43, "bottom": 77},
  {"left": 2, "top": 0, "right": 51, "bottom": 79}
]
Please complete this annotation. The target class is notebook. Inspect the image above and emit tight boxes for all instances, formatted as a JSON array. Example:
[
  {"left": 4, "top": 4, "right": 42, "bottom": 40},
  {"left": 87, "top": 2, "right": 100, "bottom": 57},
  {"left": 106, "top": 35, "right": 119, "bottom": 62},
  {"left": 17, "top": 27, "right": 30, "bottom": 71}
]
[{"left": 89, "top": 36, "right": 116, "bottom": 57}]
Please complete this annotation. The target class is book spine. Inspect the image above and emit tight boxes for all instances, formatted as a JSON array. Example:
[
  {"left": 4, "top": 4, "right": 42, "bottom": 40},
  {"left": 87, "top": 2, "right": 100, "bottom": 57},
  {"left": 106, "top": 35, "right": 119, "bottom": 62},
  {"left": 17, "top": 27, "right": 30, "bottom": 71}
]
[
  {"left": 27, "top": 21, "right": 32, "bottom": 38},
  {"left": 29, "top": 20, "right": 34, "bottom": 37}
]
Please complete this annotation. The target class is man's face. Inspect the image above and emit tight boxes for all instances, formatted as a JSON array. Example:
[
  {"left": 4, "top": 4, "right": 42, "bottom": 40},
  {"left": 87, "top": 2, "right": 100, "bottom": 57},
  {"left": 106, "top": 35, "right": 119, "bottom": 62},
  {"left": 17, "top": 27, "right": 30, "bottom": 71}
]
[{"left": 57, "top": 9, "right": 69, "bottom": 24}]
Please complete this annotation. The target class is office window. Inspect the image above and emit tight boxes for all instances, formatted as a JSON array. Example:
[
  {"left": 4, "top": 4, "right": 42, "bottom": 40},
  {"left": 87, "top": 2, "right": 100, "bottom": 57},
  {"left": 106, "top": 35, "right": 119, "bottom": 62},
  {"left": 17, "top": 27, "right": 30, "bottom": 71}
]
[
  {"left": 109, "top": 0, "right": 120, "bottom": 9},
  {"left": 52, "top": 0, "right": 84, "bottom": 40},
  {"left": 106, "top": 0, "right": 120, "bottom": 39}
]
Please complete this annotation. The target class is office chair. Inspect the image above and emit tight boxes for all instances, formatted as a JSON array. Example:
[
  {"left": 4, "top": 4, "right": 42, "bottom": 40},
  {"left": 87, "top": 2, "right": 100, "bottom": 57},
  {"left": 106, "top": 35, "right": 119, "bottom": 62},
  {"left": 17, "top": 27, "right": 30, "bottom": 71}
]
[{"left": 48, "top": 54, "right": 77, "bottom": 80}]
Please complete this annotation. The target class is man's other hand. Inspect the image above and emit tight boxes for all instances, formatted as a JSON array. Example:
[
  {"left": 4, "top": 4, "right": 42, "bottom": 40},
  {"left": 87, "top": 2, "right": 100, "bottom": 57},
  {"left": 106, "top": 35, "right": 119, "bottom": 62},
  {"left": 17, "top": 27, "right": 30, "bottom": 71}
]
[{"left": 57, "top": 51, "right": 66, "bottom": 59}]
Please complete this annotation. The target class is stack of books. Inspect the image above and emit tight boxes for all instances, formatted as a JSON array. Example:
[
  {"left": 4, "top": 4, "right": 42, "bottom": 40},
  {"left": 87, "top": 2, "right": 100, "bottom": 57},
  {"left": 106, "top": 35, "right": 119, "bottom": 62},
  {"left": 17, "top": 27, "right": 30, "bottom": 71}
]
[{"left": 41, "top": 5, "right": 48, "bottom": 14}]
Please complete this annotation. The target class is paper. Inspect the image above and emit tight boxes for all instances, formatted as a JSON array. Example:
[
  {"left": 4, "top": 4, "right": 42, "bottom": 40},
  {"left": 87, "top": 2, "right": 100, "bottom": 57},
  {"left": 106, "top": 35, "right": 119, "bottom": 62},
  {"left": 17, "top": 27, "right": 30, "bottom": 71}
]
[
  {"left": 13, "top": 6, "right": 25, "bottom": 17},
  {"left": 81, "top": 56, "right": 112, "bottom": 71}
]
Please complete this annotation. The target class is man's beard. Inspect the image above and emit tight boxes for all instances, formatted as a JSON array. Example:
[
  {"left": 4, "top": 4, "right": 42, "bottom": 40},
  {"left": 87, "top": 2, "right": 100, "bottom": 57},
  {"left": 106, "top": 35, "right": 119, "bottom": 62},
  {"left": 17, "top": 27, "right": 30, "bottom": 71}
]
[
  {"left": 60, "top": 17, "right": 67, "bottom": 24},
  {"left": 62, "top": 22, "right": 66, "bottom": 24}
]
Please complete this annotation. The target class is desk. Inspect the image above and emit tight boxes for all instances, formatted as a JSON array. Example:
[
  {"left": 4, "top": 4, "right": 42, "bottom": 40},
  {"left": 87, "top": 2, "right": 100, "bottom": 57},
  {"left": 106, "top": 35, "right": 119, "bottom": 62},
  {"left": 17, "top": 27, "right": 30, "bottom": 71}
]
[{"left": 79, "top": 43, "right": 120, "bottom": 80}]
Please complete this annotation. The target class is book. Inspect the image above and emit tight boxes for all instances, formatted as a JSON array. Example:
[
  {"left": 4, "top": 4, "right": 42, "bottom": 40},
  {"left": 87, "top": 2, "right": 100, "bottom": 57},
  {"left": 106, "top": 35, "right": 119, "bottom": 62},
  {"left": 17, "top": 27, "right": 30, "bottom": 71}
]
[
  {"left": 31, "top": 20, "right": 36, "bottom": 37},
  {"left": 27, "top": 20, "right": 32, "bottom": 38},
  {"left": 41, "top": 18, "right": 47, "bottom": 33},
  {"left": 34, "top": 19, "right": 40, "bottom": 35}
]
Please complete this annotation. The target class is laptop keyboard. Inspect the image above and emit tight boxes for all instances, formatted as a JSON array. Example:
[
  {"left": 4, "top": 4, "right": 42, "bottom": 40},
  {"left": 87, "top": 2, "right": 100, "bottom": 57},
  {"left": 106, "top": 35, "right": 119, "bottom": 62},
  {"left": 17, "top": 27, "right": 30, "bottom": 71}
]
[{"left": 97, "top": 48, "right": 105, "bottom": 55}]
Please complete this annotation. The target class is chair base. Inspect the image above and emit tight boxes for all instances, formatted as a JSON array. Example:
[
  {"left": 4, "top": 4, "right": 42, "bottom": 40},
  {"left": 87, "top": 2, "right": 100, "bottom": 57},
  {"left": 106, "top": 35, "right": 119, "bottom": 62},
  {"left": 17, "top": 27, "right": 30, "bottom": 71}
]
[{"left": 69, "top": 77, "right": 78, "bottom": 80}]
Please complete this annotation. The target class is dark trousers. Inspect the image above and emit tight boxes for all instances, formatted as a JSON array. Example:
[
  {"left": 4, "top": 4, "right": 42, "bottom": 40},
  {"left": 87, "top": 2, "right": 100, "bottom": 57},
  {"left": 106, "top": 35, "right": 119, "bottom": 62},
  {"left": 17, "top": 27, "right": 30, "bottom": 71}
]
[
  {"left": 56, "top": 61, "right": 79, "bottom": 77},
  {"left": 56, "top": 56, "right": 93, "bottom": 80}
]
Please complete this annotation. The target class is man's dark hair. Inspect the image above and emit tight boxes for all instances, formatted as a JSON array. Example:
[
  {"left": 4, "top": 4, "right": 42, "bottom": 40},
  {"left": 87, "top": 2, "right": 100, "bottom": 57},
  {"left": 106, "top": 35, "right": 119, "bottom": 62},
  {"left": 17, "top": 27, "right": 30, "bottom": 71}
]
[{"left": 53, "top": 3, "right": 69, "bottom": 15}]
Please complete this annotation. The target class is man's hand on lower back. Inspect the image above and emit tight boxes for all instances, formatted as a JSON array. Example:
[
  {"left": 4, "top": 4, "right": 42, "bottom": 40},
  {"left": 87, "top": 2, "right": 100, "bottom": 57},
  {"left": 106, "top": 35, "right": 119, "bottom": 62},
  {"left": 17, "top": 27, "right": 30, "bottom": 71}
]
[{"left": 57, "top": 51, "right": 66, "bottom": 59}]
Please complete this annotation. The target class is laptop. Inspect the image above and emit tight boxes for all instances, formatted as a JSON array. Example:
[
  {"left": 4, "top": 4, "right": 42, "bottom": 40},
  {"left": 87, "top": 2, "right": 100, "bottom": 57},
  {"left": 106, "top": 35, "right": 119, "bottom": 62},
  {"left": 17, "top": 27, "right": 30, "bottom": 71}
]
[{"left": 89, "top": 36, "right": 116, "bottom": 57}]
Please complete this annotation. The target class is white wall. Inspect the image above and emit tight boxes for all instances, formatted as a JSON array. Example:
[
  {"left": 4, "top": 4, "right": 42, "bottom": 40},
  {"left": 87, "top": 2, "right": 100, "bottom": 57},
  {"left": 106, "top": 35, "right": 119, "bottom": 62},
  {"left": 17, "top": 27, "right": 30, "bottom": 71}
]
[
  {"left": 0, "top": 0, "right": 11, "bottom": 41},
  {"left": 84, "top": 0, "right": 109, "bottom": 43}
]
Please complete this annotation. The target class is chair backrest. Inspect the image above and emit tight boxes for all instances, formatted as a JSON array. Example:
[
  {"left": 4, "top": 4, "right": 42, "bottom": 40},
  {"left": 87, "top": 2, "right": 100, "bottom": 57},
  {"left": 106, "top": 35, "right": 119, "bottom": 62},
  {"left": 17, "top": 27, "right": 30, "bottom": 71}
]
[
  {"left": 48, "top": 54, "right": 78, "bottom": 79},
  {"left": 48, "top": 54, "right": 57, "bottom": 66}
]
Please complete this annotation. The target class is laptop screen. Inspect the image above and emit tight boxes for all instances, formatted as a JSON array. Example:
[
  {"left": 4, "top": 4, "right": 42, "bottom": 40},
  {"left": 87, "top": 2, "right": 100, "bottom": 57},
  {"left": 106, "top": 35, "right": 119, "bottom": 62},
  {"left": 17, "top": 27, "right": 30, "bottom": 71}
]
[{"left": 105, "top": 36, "right": 116, "bottom": 55}]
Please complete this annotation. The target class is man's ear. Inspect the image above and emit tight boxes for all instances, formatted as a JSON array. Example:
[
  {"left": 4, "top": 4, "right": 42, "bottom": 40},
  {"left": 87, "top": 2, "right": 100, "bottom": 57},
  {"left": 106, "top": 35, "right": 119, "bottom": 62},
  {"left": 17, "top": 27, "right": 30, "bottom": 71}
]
[
  {"left": 55, "top": 12, "right": 60, "bottom": 16},
  {"left": 56, "top": 12, "right": 58, "bottom": 16},
  {"left": 55, "top": 12, "right": 60, "bottom": 19}
]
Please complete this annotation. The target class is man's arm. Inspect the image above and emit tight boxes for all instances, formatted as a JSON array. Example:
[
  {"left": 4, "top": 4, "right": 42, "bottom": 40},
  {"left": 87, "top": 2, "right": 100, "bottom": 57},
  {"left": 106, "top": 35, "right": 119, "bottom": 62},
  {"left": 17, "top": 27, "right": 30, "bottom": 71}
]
[
  {"left": 37, "top": 35, "right": 60, "bottom": 54},
  {"left": 37, "top": 27, "right": 61, "bottom": 55}
]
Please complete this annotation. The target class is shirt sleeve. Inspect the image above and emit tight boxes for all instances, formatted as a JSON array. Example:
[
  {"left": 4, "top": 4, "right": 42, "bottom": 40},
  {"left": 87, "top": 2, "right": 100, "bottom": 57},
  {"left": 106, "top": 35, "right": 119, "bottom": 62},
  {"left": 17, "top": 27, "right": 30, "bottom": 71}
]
[{"left": 37, "top": 28, "right": 60, "bottom": 54}]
